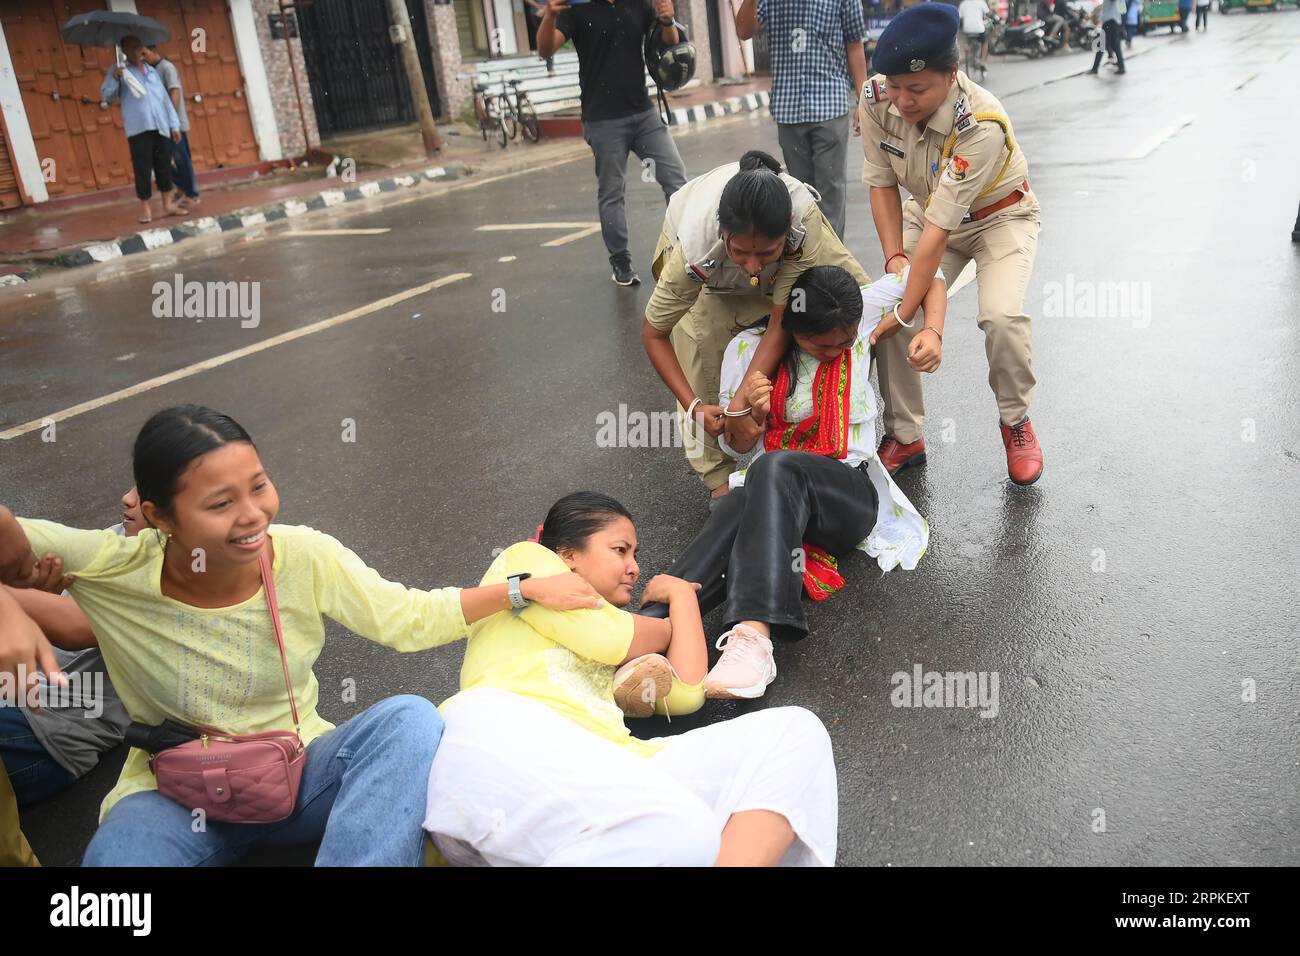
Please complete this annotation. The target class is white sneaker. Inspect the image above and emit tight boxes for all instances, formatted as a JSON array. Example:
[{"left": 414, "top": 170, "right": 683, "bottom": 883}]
[
  {"left": 612, "top": 654, "right": 673, "bottom": 718},
  {"left": 704, "top": 624, "right": 776, "bottom": 699}
]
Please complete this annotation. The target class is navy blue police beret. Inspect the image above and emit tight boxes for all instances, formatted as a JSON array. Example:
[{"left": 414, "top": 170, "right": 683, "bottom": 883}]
[{"left": 873, "top": 3, "right": 961, "bottom": 76}]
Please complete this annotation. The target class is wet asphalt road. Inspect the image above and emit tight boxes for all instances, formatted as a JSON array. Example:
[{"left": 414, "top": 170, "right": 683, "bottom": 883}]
[{"left": 3, "top": 13, "right": 1299, "bottom": 866}]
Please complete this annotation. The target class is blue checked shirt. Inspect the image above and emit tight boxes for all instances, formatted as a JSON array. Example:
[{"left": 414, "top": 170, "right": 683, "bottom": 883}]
[{"left": 757, "top": 0, "right": 866, "bottom": 125}]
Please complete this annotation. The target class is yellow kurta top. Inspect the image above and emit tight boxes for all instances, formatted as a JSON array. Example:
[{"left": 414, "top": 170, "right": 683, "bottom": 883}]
[
  {"left": 16, "top": 519, "right": 469, "bottom": 822},
  {"left": 446, "top": 541, "right": 659, "bottom": 758},
  {"left": 859, "top": 70, "right": 1030, "bottom": 231}
]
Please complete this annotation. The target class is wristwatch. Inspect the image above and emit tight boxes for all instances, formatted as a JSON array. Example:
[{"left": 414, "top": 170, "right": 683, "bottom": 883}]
[{"left": 507, "top": 572, "right": 532, "bottom": 610}]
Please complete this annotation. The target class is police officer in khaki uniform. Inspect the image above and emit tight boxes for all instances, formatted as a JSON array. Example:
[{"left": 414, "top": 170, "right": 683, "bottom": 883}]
[
  {"left": 642, "top": 151, "right": 869, "bottom": 499},
  {"left": 860, "top": 4, "right": 1044, "bottom": 485}
]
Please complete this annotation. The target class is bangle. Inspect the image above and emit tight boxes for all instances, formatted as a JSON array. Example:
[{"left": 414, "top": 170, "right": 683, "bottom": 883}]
[
  {"left": 658, "top": 17, "right": 675, "bottom": 26},
  {"left": 884, "top": 252, "right": 910, "bottom": 272},
  {"left": 685, "top": 397, "right": 703, "bottom": 420},
  {"left": 723, "top": 406, "right": 754, "bottom": 418},
  {"left": 892, "top": 302, "right": 917, "bottom": 329},
  {"left": 920, "top": 326, "right": 942, "bottom": 342}
]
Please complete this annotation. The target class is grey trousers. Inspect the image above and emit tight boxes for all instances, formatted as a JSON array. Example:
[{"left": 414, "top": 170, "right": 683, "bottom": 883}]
[
  {"left": 777, "top": 112, "right": 851, "bottom": 239},
  {"left": 582, "top": 107, "right": 688, "bottom": 266}
]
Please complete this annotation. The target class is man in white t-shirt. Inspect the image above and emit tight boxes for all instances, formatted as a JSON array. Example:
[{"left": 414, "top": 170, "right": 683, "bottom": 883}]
[{"left": 957, "top": 0, "right": 991, "bottom": 77}]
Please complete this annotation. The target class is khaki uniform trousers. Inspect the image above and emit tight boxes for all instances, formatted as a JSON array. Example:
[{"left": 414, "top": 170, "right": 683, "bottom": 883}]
[
  {"left": 876, "top": 196, "right": 1041, "bottom": 445},
  {"left": 651, "top": 227, "right": 772, "bottom": 491},
  {"left": 671, "top": 291, "right": 772, "bottom": 490}
]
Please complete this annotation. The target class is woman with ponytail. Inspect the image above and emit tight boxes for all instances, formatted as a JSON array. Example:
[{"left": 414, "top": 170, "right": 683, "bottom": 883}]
[
  {"left": 424, "top": 491, "right": 838, "bottom": 866},
  {"left": 0, "top": 405, "right": 604, "bottom": 866},
  {"left": 642, "top": 264, "right": 943, "bottom": 700},
  {"left": 642, "top": 150, "right": 870, "bottom": 504}
]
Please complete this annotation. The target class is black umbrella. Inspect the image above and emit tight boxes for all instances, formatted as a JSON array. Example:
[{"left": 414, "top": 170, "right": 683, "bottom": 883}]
[{"left": 60, "top": 11, "right": 171, "bottom": 48}]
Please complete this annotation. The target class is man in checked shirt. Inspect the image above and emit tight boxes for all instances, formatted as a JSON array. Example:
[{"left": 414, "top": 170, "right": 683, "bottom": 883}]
[{"left": 735, "top": 0, "right": 869, "bottom": 241}]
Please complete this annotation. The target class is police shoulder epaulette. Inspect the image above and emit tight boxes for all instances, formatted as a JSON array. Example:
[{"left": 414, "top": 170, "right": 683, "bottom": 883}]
[
  {"left": 862, "top": 75, "right": 890, "bottom": 107},
  {"left": 687, "top": 257, "right": 715, "bottom": 283},
  {"left": 953, "top": 94, "right": 976, "bottom": 136}
]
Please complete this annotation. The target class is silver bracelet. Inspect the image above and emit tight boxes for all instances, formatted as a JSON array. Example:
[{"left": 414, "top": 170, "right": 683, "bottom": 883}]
[
  {"left": 892, "top": 302, "right": 918, "bottom": 329},
  {"left": 685, "top": 397, "right": 703, "bottom": 420},
  {"left": 723, "top": 406, "right": 754, "bottom": 418}
]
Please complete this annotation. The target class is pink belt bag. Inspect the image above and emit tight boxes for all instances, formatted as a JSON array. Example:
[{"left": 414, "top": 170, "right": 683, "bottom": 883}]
[{"left": 149, "top": 551, "right": 307, "bottom": 824}]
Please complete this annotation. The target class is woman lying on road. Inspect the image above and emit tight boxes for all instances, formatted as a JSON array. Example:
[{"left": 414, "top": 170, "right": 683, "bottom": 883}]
[
  {"left": 641, "top": 265, "right": 939, "bottom": 700},
  {"left": 0, "top": 404, "right": 604, "bottom": 867},
  {"left": 424, "top": 492, "right": 838, "bottom": 866}
]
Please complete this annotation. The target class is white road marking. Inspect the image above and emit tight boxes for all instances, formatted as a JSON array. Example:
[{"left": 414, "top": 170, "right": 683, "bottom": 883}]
[
  {"left": 0, "top": 272, "right": 472, "bottom": 441},
  {"left": 1125, "top": 115, "right": 1195, "bottom": 160},
  {"left": 477, "top": 221, "right": 603, "bottom": 248},
  {"left": 476, "top": 222, "right": 600, "bottom": 231},
  {"left": 541, "top": 225, "right": 602, "bottom": 247},
  {"left": 282, "top": 228, "right": 392, "bottom": 236}
]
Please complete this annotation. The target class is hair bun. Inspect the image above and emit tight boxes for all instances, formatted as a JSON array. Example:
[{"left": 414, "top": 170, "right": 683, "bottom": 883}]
[{"left": 738, "top": 150, "right": 782, "bottom": 174}]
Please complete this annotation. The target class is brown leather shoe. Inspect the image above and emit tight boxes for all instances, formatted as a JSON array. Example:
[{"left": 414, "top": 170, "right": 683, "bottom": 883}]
[
  {"left": 877, "top": 435, "right": 926, "bottom": 475},
  {"left": 1000, "top": 418, "right": 1044, "bottom": 485}
]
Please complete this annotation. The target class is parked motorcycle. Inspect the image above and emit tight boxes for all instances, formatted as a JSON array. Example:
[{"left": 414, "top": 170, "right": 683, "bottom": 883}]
[{"left": 988, "top": 15, "right": 1050, "bottom": 58}]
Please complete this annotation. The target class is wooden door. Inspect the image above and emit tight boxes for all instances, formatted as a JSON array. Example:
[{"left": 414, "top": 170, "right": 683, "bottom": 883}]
[
  {"left": 134, "top": 0, "right": 259, "bottom": 170},
  {"left": 2, "top": 0, "right": 134, "bottom": 200}
]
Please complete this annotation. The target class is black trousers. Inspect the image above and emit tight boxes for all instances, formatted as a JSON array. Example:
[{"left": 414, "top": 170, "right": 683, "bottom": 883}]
[
  {"left": 128, "top": 131, "right": 173, "bottom": 200},
  {"left": 1092, "top": 20, "right": 1125, "bottom": 71},
  {"left": 1194, "top": 6, "right": 1209, "bottom": 27},
  {"left": 641, "top": 451, "right": 879, "bottom": 642}
]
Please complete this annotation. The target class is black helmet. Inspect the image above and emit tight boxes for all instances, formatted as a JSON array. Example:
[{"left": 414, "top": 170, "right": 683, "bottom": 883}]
[{"left": 644, "top": 21, "right": 696, "bottom": 92}]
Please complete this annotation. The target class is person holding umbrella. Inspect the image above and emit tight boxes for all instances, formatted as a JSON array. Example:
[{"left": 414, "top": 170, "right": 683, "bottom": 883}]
[{"left": 99, "top": 35, "right": 186, "bottom": 224}]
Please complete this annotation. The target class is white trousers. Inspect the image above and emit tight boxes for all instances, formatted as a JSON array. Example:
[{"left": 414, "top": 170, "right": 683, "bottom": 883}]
[{"left": 424, "top": 689, "right": 838, "bottom": 866}]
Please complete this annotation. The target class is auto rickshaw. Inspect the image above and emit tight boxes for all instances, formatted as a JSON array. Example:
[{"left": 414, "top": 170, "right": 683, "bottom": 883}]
[
  {"left": 1220, "top": 0, "right": 1300, "bottom": 11},
  {"left": 1140, "top": 0, "right": 1182, "bottom": 30}
]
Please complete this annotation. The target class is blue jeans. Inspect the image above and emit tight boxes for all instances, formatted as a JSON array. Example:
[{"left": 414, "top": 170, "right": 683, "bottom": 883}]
[
  {"left": 83, "top": 695, "right": 442, "bottom": 866},
  {"left": 171, "top": 131, "right": 199, "bottom": 199},
  {"left": 0, "top": 707, "right": 76, "bottom": 809}
]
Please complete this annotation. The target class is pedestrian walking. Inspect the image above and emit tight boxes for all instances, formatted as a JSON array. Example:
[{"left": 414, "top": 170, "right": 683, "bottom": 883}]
[
  {"left": 1124, "top": 0, "right": 1141, "bottom": 48},
  {"left": 734, "top": 0, "right": 869, "bottom": 240},
  {"left": 958, "top": 0, "right": 991, "bottom": 81},
  {"left": 1195, "top": 0, "right": 1211, "bottom": 30},
  {"left": 537, "top": 0, "right": 689, "bottom": 287},
  {"left": 99, "top": 35, "right": 186, "bottom": 225},
  {"left": 859, "top": 4, "right": 1046, "bottom": 485},
  {"left": 1177, "top": 0, "right": 1193, "bottom": 32},
  {"left": 641, "top": 151, "right": 870, "bottom": 500},
  {"left": 1090, "top": 0, "right": 1127, "bottom": 74},
  {"left": 143, "top": 46, "right": 199, "bottom": 209}
]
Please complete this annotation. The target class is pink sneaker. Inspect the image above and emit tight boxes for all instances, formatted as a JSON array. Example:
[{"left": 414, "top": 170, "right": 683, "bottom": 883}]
[{"left": 704, "top": 624, "right": 776, "bottom": 699}]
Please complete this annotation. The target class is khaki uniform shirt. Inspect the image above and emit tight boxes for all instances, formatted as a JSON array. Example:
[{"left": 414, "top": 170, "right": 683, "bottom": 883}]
[
  {"left": 859, "top": 71, "right": 1030, "bottom": 231},
  {"left": 646, "top": 162, "right": 868, "bottom": 333}
]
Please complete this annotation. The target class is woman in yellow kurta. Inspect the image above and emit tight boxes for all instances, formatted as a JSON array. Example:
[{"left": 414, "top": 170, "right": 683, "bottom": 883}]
[
  {"left": 424, "top": 491, "right": 839, "bottom": 866},
  {"left": 0, "top": 404, "right": 603, "bottom": 866}
]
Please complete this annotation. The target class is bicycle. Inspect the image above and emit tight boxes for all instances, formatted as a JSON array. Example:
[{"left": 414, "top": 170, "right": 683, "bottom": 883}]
[
  {"left": 962, "top": 31, "right": 988, "bottom": 81},
  {"left": 473, "top": 81, "right": 508, "bottom": 149},
  {"left": 499, "top": 77, "right": 540, "bottom": 144}
]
